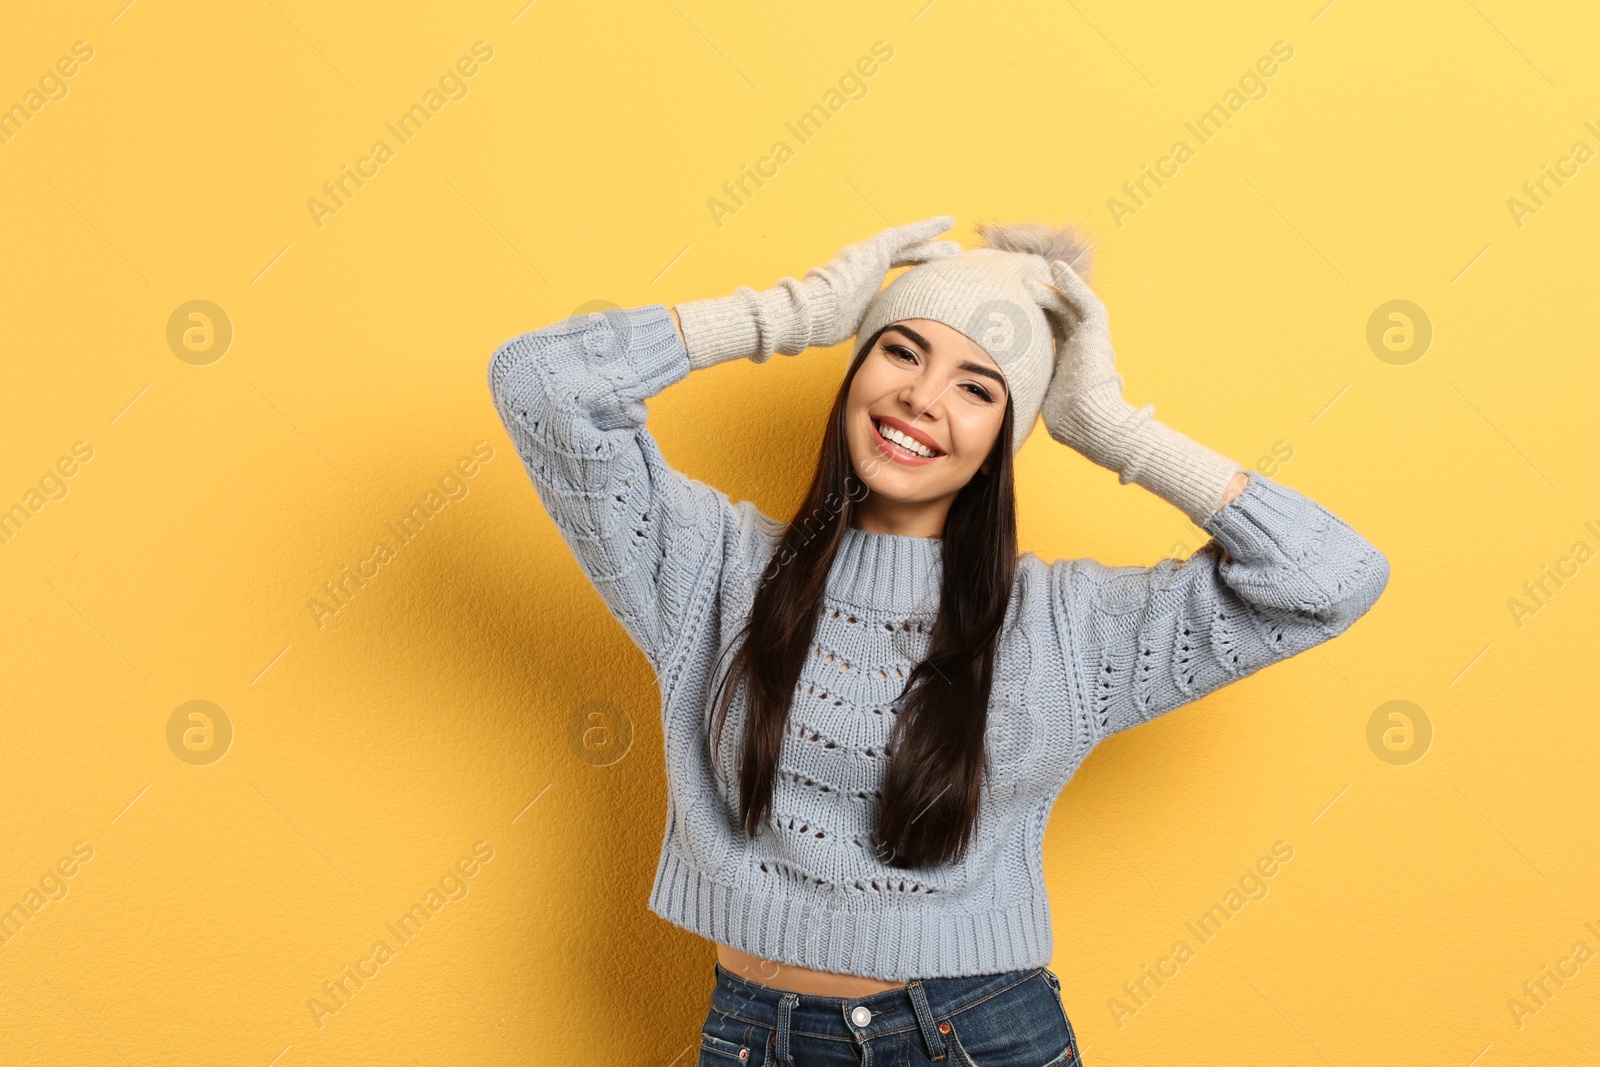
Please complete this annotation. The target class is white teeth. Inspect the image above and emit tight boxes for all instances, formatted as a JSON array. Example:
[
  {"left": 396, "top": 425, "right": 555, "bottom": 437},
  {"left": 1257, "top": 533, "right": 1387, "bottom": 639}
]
[{"left": 875, "top": 419, "right": 938, "bottom": 458}]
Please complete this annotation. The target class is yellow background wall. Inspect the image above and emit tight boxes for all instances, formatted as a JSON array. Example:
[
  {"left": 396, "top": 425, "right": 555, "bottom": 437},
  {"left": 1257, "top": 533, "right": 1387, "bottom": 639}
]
[{"left": 3, "top": 1, "right": 1596, "bottom": 1063}]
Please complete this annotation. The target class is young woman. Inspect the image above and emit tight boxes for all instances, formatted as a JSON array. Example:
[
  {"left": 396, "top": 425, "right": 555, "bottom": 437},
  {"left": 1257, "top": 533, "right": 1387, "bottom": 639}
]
[{"left": 487, "top": 216, "right": 1390, "bottom": 1066}]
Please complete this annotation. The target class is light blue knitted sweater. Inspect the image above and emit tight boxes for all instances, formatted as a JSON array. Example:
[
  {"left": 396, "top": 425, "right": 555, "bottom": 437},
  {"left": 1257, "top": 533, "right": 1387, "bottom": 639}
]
[{"left": 487, "top": 303, "right": 1390, "bottom": 981}]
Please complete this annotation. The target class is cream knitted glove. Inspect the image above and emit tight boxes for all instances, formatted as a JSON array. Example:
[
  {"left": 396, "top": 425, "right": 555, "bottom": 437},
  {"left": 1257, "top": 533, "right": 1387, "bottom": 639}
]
[
  {"left": 1027, "top": 259, "right": 1244, "bottom": 526},
  {"left": 674, "top": 216, "right": 963, "bottom": 370}
]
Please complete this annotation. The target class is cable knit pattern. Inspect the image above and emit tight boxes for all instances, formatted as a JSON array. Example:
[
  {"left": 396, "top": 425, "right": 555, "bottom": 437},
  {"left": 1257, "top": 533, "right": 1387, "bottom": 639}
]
[{"left": 488, "top": 303, "right": 1391, "bottom": 981}]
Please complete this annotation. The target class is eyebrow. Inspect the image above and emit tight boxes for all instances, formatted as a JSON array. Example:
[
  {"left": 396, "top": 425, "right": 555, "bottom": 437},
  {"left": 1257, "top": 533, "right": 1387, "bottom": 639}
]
[{"left": 882, "top": 323, "right": 1009, "bottom": 392}]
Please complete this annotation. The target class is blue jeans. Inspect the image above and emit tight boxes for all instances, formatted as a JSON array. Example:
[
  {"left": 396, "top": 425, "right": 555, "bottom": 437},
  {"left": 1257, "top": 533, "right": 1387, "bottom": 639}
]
[{"left": 697, "top": 961, "right": 1084, "bottom": 1066}]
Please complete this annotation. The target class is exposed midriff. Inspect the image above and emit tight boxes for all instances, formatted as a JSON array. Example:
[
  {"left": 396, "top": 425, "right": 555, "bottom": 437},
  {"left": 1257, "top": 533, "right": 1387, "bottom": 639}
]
[{"left": 716, "top": 942, "right": 909, "bottom": 997}]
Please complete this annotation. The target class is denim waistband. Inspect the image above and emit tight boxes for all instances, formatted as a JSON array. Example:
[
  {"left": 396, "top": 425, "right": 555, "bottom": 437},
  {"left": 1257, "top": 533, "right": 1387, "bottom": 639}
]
[{"left": 708, "top": 961, "right": 1041, "bottom": 1050}]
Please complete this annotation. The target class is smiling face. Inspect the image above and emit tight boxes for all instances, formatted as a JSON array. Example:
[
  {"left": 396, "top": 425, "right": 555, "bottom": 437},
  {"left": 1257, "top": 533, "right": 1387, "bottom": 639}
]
[{"left": 844, "top": 317, "right": 1011, "bottom": 537}]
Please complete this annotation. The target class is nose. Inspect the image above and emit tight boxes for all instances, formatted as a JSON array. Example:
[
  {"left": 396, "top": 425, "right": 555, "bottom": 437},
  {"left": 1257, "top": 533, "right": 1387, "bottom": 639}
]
[{"left": 898, "top": 368, "right": 948, "bottom": 422}]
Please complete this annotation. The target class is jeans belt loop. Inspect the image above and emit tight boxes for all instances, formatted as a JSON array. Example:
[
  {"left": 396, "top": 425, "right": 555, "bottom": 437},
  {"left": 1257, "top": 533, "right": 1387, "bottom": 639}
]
[
  {"left": 907, "top": 980, "right": 948, "bottom": 1060},
  {"left": 774, "top": 992, "right": 798, "bottom": 1066}
]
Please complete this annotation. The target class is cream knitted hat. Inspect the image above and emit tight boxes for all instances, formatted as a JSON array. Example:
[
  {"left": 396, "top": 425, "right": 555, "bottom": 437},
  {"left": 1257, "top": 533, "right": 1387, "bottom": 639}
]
[{"left": 855, "top": 221, "right": 1094, "bottom": 456}]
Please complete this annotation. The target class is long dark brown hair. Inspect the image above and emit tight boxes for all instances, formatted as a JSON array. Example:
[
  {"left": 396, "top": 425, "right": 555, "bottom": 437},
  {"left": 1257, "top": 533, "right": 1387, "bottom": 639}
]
[{"left": 707, "top": 324, "right": 1019, "bottom": 871}]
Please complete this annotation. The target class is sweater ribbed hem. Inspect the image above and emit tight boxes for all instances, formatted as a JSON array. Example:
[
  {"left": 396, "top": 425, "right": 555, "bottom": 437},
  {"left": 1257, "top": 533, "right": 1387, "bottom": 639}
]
[{"left": 647, "top": 846, "right": 1054, "bottom": 982}]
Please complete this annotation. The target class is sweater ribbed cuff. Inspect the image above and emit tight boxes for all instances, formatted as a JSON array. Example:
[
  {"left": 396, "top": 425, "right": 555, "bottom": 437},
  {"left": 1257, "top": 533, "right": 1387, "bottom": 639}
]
[
  {"left": 1199, "top": 469, "right": 1317, "bottom": 560},
  {"left": 616, "top": 304, "right": 696, "bottom": 402}
]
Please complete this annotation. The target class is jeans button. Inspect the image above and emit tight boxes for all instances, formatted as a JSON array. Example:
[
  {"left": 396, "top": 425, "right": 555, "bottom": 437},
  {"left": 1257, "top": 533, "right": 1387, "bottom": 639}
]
[{"left": 850, "top": 1005, "right": 873, "bottom": 1027}]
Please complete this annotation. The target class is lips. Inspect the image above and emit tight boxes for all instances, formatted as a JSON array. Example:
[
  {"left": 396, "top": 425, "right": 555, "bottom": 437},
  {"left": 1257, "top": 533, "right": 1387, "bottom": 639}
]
[
  {"left": 870, "top": 415, "right": 940, "bottom": 467},
  {"left": 872, "top": 415, "right": 944, "bottom": 457}
]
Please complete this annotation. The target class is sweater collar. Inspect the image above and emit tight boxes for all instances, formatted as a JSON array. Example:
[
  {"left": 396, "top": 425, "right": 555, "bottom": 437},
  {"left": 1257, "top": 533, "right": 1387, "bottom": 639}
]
[{"left": 827, "top": 524, "right": 944, "bottom": 614}]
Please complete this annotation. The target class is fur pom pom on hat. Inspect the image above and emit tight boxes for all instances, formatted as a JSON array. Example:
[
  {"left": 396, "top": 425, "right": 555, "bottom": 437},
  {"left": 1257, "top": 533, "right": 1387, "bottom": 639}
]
[
  {"left": 971, "top": 219, "right": 1095, "bottom": 279},
  {"left": 856, "top": 218, "right": 1096, "bottom": 456}
]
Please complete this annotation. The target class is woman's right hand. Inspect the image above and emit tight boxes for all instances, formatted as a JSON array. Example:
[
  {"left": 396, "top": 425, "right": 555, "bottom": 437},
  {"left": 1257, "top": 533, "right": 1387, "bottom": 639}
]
[
  {"left": 798, "top": 216, "right": 962, "bottom": 347},
  {"left": 672, "top": 216, "right": 962, "bottom": 369}
]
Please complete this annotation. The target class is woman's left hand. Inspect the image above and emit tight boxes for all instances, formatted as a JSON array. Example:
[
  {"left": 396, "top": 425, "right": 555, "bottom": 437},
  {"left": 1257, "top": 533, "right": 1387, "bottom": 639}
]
[
  {"left": 1027, "top": 258, "right": 1144, "bottom": 473},
  {"left": 1027, "top": 258, "right": 1246, "bottom": 524}
]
